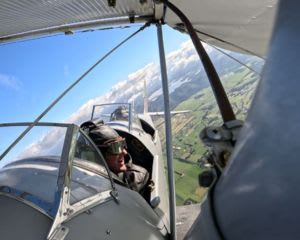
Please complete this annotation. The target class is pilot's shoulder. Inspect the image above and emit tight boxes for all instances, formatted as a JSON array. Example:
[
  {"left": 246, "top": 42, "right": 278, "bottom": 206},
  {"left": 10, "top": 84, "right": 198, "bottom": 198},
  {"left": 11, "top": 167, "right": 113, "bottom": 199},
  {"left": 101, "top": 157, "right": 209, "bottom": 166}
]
[{"left": 127, "top": 163, "right": 148, "bottom": 175}]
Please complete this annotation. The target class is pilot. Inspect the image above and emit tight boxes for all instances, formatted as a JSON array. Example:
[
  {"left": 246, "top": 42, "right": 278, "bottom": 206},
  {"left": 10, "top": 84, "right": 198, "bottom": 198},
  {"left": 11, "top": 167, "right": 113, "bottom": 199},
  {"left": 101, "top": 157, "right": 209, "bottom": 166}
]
[
  {"left": 81, "top": 121, "right": 149, "bottom": 193},
  {"left": 110, "top": 105, "right": 129, "bottom": 121}
]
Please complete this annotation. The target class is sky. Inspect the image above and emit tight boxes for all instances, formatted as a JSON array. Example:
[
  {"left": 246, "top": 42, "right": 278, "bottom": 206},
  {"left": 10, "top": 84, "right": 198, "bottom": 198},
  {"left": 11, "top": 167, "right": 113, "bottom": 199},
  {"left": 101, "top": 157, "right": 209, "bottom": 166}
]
[
  {"left": 0, "top": 21, "right": 263, "bottom": 164},
  {"left": 0, "top": 24, "right": 189, "bottom": 123},
  {"left": 0, "top": 24, "right": 191, "bottom": 161}
]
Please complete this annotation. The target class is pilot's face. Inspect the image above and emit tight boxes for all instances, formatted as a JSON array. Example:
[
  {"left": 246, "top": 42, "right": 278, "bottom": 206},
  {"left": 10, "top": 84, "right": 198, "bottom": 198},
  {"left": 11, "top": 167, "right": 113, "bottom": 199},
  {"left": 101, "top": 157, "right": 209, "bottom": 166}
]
[{"left": 105, "top": 148, "right": 128, "bottom": 174}]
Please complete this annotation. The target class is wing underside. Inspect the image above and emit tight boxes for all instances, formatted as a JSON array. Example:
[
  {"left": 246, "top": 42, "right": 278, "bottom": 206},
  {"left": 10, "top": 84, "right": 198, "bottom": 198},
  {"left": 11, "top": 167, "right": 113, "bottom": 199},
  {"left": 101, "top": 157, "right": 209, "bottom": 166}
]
[
  {"left": 164, "top": 0, "right": 278, "bottom": 57},
  {"left": 0, "top": 0, "right": 278, "bottom": 57}
]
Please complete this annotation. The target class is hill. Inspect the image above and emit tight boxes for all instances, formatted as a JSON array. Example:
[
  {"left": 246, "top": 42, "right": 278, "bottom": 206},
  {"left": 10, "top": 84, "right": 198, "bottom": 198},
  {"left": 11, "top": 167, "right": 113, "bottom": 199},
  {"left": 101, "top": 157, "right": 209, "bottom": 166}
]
[{"left": 154, "top": 64, "right": 261, "bottom": 205}]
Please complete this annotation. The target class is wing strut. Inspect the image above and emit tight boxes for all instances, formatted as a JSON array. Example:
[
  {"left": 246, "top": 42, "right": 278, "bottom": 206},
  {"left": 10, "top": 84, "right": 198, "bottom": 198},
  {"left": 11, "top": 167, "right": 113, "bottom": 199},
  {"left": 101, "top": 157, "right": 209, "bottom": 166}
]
[
  {"left": 156, "top": 23, "right": 177, "bottom": 240},
  {"left": 164, "top": 1, "right": 236, "bottom": 123}
]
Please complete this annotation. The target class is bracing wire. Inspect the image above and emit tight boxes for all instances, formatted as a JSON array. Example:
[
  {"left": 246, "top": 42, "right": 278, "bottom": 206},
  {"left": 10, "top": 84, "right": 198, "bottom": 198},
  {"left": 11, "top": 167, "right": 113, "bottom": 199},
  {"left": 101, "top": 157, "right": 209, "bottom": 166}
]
[
  {"left": 0, "top": 22, "right": 150, "bottom": 161},
  {"left": 204, "top": 42, "right": 262, "bottom": 77},
  {"left": 174, "top": 24, "right": 263, "bottom": 77}
]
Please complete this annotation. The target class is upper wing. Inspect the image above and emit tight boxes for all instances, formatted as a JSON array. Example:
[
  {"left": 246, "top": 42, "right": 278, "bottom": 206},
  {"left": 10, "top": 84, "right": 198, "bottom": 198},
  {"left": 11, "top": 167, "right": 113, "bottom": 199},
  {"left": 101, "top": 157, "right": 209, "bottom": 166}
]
[
  {"left": 165, "top": 0, "right": 278, "bottom": 57},
  {"left": 0, "top": 0, "right": 162, "bottom": 43},
  {"left": 0, "top": 0, "right": 278, "bottom": 57}
]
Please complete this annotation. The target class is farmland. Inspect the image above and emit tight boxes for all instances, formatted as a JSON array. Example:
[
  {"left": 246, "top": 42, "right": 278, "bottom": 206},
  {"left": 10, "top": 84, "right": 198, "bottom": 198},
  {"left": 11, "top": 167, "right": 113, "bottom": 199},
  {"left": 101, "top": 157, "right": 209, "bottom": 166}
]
[{"left": 155, "top": 65, "right": 260, "bottom": 205}]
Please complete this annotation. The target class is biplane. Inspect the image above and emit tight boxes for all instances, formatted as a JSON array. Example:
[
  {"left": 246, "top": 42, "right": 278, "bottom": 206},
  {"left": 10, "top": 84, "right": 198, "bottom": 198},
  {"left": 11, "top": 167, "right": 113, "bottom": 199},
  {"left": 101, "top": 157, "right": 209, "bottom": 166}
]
[{"left": 2, "top": 0, "right": 299, "bottom": 239}]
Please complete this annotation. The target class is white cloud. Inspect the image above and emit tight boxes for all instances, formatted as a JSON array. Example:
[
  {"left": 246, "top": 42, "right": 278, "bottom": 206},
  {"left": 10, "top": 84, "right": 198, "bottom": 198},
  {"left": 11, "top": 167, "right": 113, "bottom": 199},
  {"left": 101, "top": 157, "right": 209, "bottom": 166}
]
[
  {"left": 14, "top": 127, "right": 66, "bottom": 160},
  {"left": 0, "top": 74, "right": 22, "bottom": 91},
  {"left": 15, "top": 39, "right": 201, "bottom": 158},
  {"left": 63, "top": 40, "right": 200, "bottom": 124}
]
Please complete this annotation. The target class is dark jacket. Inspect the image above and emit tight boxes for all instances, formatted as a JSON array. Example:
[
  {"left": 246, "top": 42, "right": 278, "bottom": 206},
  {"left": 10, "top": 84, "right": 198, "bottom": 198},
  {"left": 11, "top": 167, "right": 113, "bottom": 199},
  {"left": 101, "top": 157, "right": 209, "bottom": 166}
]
[{"left": 118, "top": 159, "right": 149, "bottom": 192}]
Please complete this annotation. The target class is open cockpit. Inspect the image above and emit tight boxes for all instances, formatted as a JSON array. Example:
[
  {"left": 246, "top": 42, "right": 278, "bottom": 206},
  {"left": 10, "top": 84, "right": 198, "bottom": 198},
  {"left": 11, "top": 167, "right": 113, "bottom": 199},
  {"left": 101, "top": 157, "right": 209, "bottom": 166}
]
[
  {"left": 0, "top": 121, "right": 169, "bottom": 239},
  {"left": 87, "top": 103, "right": 168, "bottom": 211}
]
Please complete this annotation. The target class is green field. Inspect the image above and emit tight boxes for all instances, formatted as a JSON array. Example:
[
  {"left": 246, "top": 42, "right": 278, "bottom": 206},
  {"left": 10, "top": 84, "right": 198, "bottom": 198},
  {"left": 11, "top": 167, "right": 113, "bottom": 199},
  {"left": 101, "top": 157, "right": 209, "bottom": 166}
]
[{"left": 155, "top": 64, "right": 260, "bottom": 205}]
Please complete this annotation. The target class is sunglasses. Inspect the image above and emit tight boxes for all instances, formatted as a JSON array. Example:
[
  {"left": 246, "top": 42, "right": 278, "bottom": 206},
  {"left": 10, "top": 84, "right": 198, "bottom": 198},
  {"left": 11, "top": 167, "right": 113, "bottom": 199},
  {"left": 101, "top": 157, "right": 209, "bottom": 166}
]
[{"left": 106, "top": 138, "right": 127, "bottom": 155}]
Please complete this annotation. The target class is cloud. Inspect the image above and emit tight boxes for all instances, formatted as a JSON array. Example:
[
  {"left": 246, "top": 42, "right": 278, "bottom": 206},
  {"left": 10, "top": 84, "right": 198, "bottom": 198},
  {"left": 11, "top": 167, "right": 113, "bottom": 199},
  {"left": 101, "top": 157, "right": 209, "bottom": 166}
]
[
  {"left": 0, "top": 74, "right": 22, "bottom": 91},
  {"left": 64, "top": 40, "right": 199, "bottom": 124},
  {"left": 11, "top": 39, "right": 261, "bottom": 162},
  {"left": 15, "top": 39, "right": 201, "bottom": 158},
  {"left": 18, "top": 128, "right": 65, "bottom": 158}
]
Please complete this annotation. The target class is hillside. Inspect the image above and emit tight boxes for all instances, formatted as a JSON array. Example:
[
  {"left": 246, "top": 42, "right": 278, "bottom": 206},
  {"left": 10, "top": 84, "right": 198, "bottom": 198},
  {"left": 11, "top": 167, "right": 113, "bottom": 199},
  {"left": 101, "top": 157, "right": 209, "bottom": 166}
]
[
  {"left": 154, "top": 64, "right": 261, "bottom": 205},
  {"left": 65, "top": 39, "right": 263, "bottom": 205}
]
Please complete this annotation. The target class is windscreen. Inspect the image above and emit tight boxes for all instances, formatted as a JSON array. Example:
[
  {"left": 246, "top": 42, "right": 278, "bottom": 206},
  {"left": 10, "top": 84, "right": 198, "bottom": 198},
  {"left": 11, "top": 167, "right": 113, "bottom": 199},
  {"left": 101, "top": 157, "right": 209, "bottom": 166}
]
[
  {"left": 91, "top": 103, "right": 142, "bottom": 128},
  {"left": 71, "top": 131, "right": 111, "bottom": 205},
  {"left": 0, "top": 124, "right": 67, "bottom": 216}
]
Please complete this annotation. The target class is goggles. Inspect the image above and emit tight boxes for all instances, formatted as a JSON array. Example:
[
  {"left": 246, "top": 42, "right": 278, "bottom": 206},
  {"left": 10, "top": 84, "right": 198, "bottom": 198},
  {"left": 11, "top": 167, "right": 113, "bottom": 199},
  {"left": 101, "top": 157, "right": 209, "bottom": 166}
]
[{"left": 106, "top": 138, "right": 127, "bottom": 155}]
